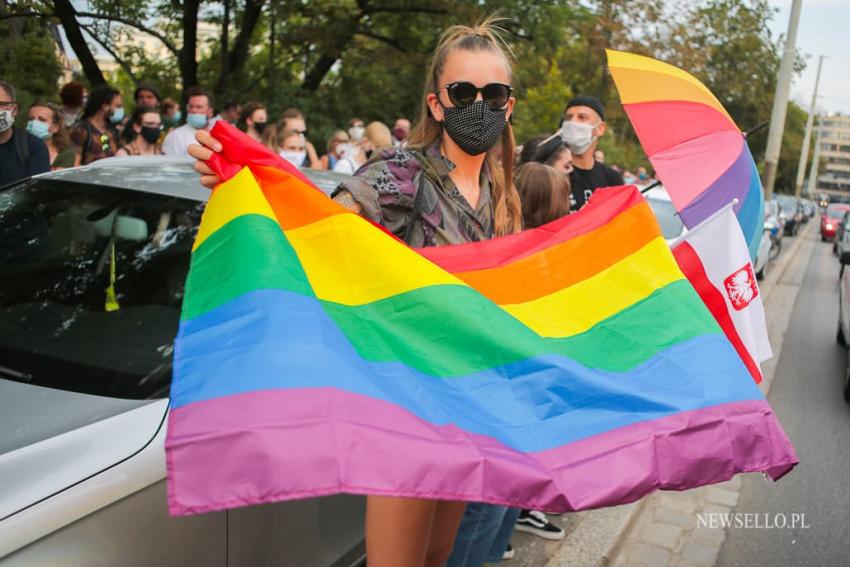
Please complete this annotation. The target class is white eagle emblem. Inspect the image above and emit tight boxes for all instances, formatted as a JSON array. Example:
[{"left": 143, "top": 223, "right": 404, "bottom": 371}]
[{"left": 723, "top": 264, "right": 758, "bottom": 310}]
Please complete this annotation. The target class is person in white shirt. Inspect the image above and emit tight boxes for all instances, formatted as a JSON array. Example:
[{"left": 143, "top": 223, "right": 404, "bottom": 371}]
[
  {"left": 162, "top": 86, "right": 213, "bottom": 160},
  {"left": 333, "top": 121, "right": 391, "bottom": 175}
]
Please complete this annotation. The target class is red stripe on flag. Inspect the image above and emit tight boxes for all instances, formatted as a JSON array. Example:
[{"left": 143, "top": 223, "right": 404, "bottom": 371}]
[{"left": 672, "top": 241, "right": 763, "bottom": 383}]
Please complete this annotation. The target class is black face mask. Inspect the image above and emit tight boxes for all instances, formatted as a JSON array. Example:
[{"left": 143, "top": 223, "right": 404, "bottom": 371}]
[
  {"left": 140, "top": 126, "right": 161, "bottom": 144},
  {"left": 254, "top": 121, "right": 268, "bottom": 134},
  {"left": 439, "top": 100, "right": 507, "bottom": 156}
]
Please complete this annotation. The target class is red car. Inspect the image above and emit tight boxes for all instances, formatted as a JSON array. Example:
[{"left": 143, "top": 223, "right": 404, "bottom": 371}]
[{"left": 822, "top": 204, "right": 850, "bottom": 241}]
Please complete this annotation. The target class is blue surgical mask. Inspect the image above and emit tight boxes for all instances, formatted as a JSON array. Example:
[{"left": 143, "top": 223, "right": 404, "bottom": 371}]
[
  {"left": 172, "top": 110, "right": 182, "bottom": 124},
  {"left": 27, "top": 119, "right": 51, "bottom": 140},
  {"left": 110, "top": 108, "right": 124, "bottom": 124},
  {"left": 187, "top": 113, "right": 208, "bottom": 129}
]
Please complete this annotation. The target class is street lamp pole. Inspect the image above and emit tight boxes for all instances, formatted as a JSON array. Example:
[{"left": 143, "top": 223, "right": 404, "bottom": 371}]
[
  {"left": 763, "top": 0, "right": 804, "bottom": 200},
  {"left": 806, "top": 121, "right": 822, "bottom": 197},
  {"left": 794, "top": 55, "right": 825, "bottom": 200}
]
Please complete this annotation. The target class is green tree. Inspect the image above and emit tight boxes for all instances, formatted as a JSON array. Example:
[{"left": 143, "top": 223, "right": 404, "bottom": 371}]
[{"left": 0, "top": 0, "right": 62, "bottom": 125}]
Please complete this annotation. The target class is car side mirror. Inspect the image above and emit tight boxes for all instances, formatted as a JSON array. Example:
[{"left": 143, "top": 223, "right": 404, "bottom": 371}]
[{"left": 113, "top": 215, "right": 148, "bottom": 242}]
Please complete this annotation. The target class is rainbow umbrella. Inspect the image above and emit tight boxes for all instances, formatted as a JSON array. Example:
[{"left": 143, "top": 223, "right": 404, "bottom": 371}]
[{"left": 606, "top": 49, "right": 764, "bottom": 260}]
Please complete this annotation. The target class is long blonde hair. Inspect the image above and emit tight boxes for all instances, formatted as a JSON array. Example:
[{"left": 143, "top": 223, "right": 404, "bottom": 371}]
[{"left": 407, "top": 17, "right": 523, "bottom": 236}]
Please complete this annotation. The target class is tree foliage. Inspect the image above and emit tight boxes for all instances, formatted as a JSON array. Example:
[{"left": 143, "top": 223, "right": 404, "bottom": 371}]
[{"left": 1, "top": 0, "right": 811, "bottom": 191}]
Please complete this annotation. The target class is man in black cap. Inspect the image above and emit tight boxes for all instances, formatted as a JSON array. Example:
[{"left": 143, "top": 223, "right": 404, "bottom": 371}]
[
  {"left": 134, "top": 85, "right": 161, "bottom": 111},
  {"left": 561, "top": 95, "right": 623, "bottom": 209}
]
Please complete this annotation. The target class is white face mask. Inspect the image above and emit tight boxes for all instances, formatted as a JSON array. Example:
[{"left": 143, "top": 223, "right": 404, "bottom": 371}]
[
  {"left": 280, "top": 150, "right": 306, "bottom": 167},
  {"left": 0, "top": 110, "right": 13, "bottom": 133},
  {"left": 348, "top": 126, "right": 365, "bottom": 142},
  {"left": 560, "top": 121, "right": 597, "bottom": 156}
]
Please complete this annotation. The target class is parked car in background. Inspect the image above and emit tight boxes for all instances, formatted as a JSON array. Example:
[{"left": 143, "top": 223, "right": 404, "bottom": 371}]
[
  {"left": 822, "top": 203, "right": 850, "bottom": 242},
  {"left": 0, "top": 158, "right": 366, "bottom": 566},
  {"left": 764, "top": 200, "right": 783, "bottom": 263},
  {"left": 775, "top": 195, "right": 803, "bottom": 236},
  {"left": 644, "top": 187, "right": 686, "bottom": 242},
  {"left": 644, "top": 187, "right": 771, "bottom": 278},
  {"left": 836, "top": 212, "right": 850, "bottom": 260},
  {"left": 835, "top": 248, "right": 850, "bottom": 401},
  {"left": 801, "top": 199, "right": 816, "bottom": 222}
]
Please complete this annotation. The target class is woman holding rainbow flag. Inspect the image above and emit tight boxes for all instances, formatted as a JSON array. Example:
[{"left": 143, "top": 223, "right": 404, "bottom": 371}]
[{"left": 190, "top": 16, "right": 526, "bottom": 567}]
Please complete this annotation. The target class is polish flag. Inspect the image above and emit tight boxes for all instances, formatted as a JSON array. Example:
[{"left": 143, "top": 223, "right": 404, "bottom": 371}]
[{"left": 671, "top": 205, "right": 772, "bottom": 383}]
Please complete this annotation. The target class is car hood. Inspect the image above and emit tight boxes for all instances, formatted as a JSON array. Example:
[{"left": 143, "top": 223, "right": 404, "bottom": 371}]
[{"left": 0, "top": 379, "right": 166, "bottom": 519}]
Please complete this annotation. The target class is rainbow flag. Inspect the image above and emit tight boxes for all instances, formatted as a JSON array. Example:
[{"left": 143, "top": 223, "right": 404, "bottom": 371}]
[{"left": 166, "top": 123, "right": 797, "bottom": 516}]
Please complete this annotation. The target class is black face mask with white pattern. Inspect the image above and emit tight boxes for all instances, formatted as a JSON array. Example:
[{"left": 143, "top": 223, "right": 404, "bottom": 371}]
[{"left": 438, "top": 100, "right": 507, "bottom": 156}]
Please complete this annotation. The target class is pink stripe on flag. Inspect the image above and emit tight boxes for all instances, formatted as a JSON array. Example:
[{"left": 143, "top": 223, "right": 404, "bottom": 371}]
[{"left": 166, "top": 388, "right": 798, "bottom": 516}]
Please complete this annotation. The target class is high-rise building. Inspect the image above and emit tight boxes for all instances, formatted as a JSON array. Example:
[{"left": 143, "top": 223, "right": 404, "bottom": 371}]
[{"left": 817, "top": 114, "right": 850, "bottom": 197}]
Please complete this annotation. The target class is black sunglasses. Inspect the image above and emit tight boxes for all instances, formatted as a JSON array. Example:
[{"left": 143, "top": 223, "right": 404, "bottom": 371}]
[{"left": 440, "top": 82, "right": 512, "bottom": 110}]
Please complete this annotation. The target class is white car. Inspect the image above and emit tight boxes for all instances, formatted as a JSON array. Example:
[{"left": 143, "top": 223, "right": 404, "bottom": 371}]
[
  {"left": 643, "top": 186, "right": 771, "bottom": 279},
  {"left": 0, "top": 158, "right": 366, "bottom": 566}
]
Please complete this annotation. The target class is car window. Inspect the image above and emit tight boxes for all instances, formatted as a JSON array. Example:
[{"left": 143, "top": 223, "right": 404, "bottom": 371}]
[
  {"left": 827, "top": 204, "right": 850, "bottom": 219},
  {"left": 0, "top": 178, "right": 203, "bottom": 399},
  {"left": 646, "top": 198, "right": 684, "bottom": 239}
]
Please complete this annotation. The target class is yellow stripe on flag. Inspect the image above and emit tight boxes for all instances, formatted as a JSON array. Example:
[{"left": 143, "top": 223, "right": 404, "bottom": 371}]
[
  {"left": 285, "top": 213, "right": 464, "bottom": 305},
  {"left": 502, "top": 238, "right": 684, "bottom": 338},
  {"left": 194, "top": 167, "right": 278, "bottom": 251}
]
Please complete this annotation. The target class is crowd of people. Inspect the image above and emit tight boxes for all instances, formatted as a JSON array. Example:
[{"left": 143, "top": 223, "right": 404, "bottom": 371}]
[{"left": 0, "top": 77, "right": 655, "bottom": 214}]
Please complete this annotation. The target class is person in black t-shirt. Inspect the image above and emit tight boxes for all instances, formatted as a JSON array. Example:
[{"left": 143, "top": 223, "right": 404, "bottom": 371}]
[
  {"left": 560, "top": 95, "right": 624, "bottom": 209},
  {"left": 0, "top": 80, "right": 50, "bottom": 187}
]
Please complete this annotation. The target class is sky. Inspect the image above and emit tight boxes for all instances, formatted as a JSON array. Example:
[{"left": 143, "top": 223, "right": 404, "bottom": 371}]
[{"left": 767, "top": 0, "right": 850, "bottom": 115}]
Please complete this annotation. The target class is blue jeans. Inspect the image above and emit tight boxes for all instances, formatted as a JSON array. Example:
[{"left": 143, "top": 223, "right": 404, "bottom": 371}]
[{"left": 446, "top": 504, "right": 521, "bottom": 566}]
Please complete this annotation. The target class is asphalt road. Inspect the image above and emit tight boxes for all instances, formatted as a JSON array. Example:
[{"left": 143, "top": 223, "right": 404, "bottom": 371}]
[{"left": 717, "top": 231, "right": 850, "bottom": 567}]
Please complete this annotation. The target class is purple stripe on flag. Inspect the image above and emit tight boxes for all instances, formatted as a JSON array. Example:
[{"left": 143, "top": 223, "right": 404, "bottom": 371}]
[
  {"left": 166, "top": 388, "right": 798, "bottom": 516},
  {"left": 678, "top": 144, "right": 754, "bottom": 228}
]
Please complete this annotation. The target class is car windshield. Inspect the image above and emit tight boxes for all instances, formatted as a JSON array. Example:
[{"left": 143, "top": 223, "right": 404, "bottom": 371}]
[
  {"left": 826, "top": 204, "right": 850, "bottom": 219},
  {"left": 0, "top": 178, "right": 203, "bottom": 399},
  {"left": 646, "top": 198, "right": 684, "bottom": 239}
]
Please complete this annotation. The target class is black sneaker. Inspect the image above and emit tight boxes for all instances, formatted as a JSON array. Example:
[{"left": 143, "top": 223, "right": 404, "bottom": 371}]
[
  {"left": 514, "top": 510, "right": 566, "bottom": 540},
  {"left": 502, "top": 543, "right": 515, "bottom": 560}
]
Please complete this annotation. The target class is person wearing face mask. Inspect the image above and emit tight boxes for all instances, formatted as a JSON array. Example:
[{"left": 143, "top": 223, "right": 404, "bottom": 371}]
[
  {"left": 69, "top": 84, "right": 121, "bottom": 166},
  {"left": 162, "top": 86, "right": 214, "bottom": 160},
  {"left": 278, "top": 108, "right": 322, "bottom": 169},
  {"left": 115, "top": 106, "right": 163, "bottom": 156},
  {"left": 161, "top": 98, "right": 182, "bottom": 131},
  {"left": 59, "top": 81, "right": 86, "bottom": 129},
  {"left": 332, "top": 121, "right": 392, "bottom": 176},
  {"left": 392, "top": 117, "right": 411, "bottom": 147},
  {"left": 238, "top": 102, "right": 267, "bottom": 143},
  {"left": 347, "top": 118, "right": 365, "bottom": 144},
  {"left": 0, "top": 81, "right": 50, "bottom": 185},
  {"left": 189, "top": 18, "right": 524, "bottom": 567},
  {"left": 560, "top": 95, "right": 623, "bottom": 210},
  {"left": 277, "top": 128, "right": 307, "bottom": 168},
  {"left": 26, "top": 101, "right": 77, "bottom": 169},
  {"left": 319, "top": 130, "right": 349, "bottom": 170}
]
